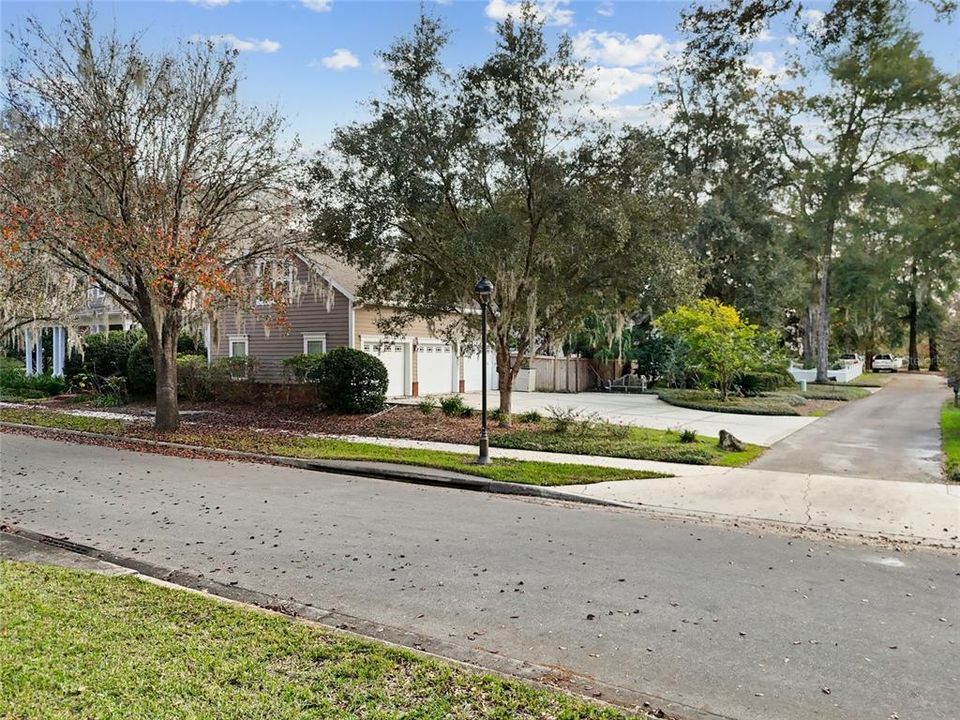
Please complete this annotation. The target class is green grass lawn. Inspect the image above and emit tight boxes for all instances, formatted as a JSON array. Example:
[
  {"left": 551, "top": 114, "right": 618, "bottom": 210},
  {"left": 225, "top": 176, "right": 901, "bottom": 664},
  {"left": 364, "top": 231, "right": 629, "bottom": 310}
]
[
  {"left": 0, "top": 408, "right": 667, "bottom": 486},
  {"left": 657, "top": 385, "right": 868, "bottom": 416},
  {"left": 493, "top": 425, "right": 762, "bottom": 467},
  {"left": 0, "top": 406, "right": 124, "bottom": 433},
  {"left": 942, "top": 401, "right": 960, "bottom": 483},
  {"left": 1, "top": 561, "right": 629, "bottom": 720}
]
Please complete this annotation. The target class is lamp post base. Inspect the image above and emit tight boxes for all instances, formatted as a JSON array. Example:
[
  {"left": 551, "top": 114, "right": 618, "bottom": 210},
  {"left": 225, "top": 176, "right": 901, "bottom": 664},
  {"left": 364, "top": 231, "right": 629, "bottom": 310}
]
[{"left": 476, "top": 434, "right": 491, "bottom": 465}]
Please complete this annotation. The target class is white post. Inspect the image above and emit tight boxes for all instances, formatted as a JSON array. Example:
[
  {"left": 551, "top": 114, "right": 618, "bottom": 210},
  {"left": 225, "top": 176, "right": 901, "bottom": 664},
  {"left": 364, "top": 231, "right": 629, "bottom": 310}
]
[
  {"left": 52, "top": 327, "right": 66, "bottom": 378},
  {"left": 24, "top": 329, "right": 34, "bottom": 376},
  {"left": 35, "top": 329, "right": 44, "bottom": 374}
]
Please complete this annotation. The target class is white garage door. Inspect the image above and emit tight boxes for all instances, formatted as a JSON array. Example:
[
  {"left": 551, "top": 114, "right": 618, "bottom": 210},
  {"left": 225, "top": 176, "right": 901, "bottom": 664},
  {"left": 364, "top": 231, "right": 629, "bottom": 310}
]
[
  {"left": 462, "top": 351, "right": 495, "bottom": 392},
  {"left": 417, "top": 342, "right": 455, "bottom": 395},
  {"left": 362, "top": 341, "right": 407, "bottom": 397}
]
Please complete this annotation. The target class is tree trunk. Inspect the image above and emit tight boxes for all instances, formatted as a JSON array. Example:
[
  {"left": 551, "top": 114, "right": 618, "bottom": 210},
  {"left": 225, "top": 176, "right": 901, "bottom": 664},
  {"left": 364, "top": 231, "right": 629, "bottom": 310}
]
[
  {"left": 907, "top": 268, "right": 919, "bottom": 372},
  {"left": 151, "top": 317, "right": 181, "bottom": 431},
  {"left": 802, "top": 304, "right": 816, "bottom": 367},
  {"left": 815, "top": 255, "right": 831, "bottom": 384},
  {"left": 494, "top": 337, "right": 524, "bottom": 427},
  {"left": 928, "top": 336, "right": 939, "bottom": 372}
]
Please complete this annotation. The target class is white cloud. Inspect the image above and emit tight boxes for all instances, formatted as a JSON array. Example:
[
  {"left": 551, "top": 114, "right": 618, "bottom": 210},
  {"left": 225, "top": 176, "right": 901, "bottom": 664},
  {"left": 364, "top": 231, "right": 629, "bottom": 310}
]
[
  {"left": 485, "top": 0, "right": 573, "bottom": 27},
  {"left": 195, "top": 34, "right": 281, "bottom": 53},
  {"left": 301, "top": 0, "right": 333, "bottom": 11},
  {"left": 314, "top": 48, "right": 360, "bottom": 70},
  {"left": 593, "top": 101, "right": 675, "bottom": 130},
  {"left": 802, "top": 9, "right": 825, "bottom": 29},
  {"left": 572, "top": 30, "right": 684, "bottom": 67},
  {"left": 187, "top": 0, "right": 230, "bottom": 7},
  {"left": 756, "top": 28, "right": 775, "bottom": 42},
  {"left": 786, "top": 35, "right": 800, "bottom": 46},
  {"left": 582, "top": 66, "right": 656, "bottom": 102},
  {"left": 596, "top": 1, "right": 614, "bottom": 17}
]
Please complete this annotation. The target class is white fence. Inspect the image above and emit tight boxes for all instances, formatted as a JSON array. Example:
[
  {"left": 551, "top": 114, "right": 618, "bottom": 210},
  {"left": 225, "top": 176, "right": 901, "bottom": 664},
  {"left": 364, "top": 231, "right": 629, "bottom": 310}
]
[{"left": 788, "top": 361, "right": 863, "bottom": 384}]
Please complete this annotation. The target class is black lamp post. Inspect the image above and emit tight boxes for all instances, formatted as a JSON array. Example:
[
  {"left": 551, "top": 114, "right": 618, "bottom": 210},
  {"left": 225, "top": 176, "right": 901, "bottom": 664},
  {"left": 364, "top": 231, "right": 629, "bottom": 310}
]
[{"left": 474, "top": 276, "right": 494, "bottom": 465}]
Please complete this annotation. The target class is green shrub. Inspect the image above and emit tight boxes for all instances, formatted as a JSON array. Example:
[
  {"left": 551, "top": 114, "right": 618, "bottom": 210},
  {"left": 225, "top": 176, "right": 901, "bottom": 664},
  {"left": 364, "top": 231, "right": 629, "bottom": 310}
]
[
  {"left": 489, "top": 408, "right": 506, "bottom": 423},
  {"left": 736, "top": 369, "right": 795, "bottom": 396},
  {"left": 282, "top": 353, "right": 325, "bottom": 383},
  {"left": 82, "top": 331, "right": 143, "bottom": 378},
  {"left": 679, "top": 428, "right": 697, "bottom": 444},
  {"left": 209, "top": 357, "right": 261, "bottom": 403},
  {"left": 440, "top": 395, "right": 468, "bottom": 418},
  {"left": 417, "top": 398, "right": 436, "bottom": 414},
  {"left": 177, "top": 355, "right": 212, "bottom": 402},
  {"left": 176, "top": 332, "right": 207, "bottom": 356},
  {"left": 126, "top": 337, "right": 156, "bottom": 396},
  {"left": 0, "top": 363, "right": 66, "bottom": 397},
  {"left": 92, "top": 376, "right": 129, "bottom": 407},
  {"left": 307, "top": 347, "right": 388, "bottom": 414},
  {"left": 518, "top": 410, "right": 542, "bottom": 424}
]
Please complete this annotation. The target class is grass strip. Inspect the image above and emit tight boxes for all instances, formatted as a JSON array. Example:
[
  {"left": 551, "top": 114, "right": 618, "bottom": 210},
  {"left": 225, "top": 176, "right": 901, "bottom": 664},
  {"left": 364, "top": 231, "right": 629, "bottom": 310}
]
[
  {"left": 0, "top": 408, "right": 666, "bottom": 486},
  {"left": 0, "top": 561, "right": 630, "bottom": 720},
  {"left": 942, "top": 400, "right": 960, "bottom": 483},
  {"left": 493, "top": 426, "right": 763, "bottom": 467}
]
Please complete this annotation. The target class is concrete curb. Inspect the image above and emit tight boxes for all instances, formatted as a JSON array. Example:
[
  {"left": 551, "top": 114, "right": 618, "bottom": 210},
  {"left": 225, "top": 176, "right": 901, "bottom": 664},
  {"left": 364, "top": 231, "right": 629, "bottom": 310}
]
[
  {"left": 0, "top": 421, "right": 633, "bottom": 510},
  {"left": 2, "top": 526, "right": 727, "bottom": 720}
]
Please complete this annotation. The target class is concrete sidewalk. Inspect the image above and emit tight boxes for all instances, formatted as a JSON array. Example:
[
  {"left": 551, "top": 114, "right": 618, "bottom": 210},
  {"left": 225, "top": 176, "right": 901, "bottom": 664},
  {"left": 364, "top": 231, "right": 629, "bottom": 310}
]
[{"left": 317, "top": 432, "right": 960, "bottom": 544}]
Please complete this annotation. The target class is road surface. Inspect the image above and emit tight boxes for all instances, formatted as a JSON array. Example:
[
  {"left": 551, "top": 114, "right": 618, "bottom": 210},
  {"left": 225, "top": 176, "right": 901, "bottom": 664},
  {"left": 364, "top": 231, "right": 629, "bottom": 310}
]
[
  {"left": 2, "top": 433, "right": 958, "bottom": 720},
  {"left": 751, "top": 373, "right": 950, "bottom": 482}
]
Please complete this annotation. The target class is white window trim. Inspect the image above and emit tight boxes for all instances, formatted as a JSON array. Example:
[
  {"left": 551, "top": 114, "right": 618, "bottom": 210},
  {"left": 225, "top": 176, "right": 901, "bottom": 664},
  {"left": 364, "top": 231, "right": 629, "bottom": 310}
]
[
  {"left": 228, "top": 335, "right": 249, "bottom": 358},
  {"left": 302, "top": 333, "right": 327, "bottom": 355}
]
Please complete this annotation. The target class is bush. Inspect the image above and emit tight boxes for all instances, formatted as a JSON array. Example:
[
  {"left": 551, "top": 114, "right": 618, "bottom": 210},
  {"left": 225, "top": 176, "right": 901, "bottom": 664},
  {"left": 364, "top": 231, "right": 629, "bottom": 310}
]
[
  {"left": 679, "top": 428, "right": 697, "bottom": 444},
  {"left": 440, "top": 394, "right": 468, "bottom": 418},
  {"left": 176, "top": 332, "right": 207, "bottom": 356},
  {"left": 417, "top": 398, "right": 436, "bottom": 414},
  {"left": 307, "top": 347, "right": 388, "bottom": 414},
  {"left": 177, "top": 355, "right": 212, "bottom": 402},
  {"left": 282, "top": 353, "right": 325, "bottom": 383},
  {"left": 0, "top": 361, "right": 66, "bottom": 397},
  {"left": 208, "top": 356, "right": 261, "bottom": 403},
  {"left": 92, "top": 376, "right": 128, "bottom": 407},
  {"left": 81, "top": 330, "right": 143, "bottom": 378},
  {"left": 518, "top": 410, "right": 542, "bottom": 424},
  {"left": 126, "top": 337, "right": 156, "bottom": 396},
  {"left": 735, "top": 369, "right": 795, "bottom": 396}
]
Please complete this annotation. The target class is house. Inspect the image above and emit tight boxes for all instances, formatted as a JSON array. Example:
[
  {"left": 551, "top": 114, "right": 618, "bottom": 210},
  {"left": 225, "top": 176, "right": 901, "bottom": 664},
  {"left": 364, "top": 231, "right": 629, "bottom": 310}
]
[
  {"left": 206, "top": 252, "right": 491, "bottom": 397},
  {"left": 22, "top": 283, "right": 137, "bottom": 378}
]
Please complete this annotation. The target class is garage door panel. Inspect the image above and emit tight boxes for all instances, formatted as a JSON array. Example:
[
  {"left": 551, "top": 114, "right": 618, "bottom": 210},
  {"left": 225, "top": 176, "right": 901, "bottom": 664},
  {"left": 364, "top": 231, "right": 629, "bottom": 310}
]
[
  {"left": 417, "top": 343, "right": 455, "bottom": 395},
  {"left": 362, "top": 341, "right": 407, "bottom": 397}
]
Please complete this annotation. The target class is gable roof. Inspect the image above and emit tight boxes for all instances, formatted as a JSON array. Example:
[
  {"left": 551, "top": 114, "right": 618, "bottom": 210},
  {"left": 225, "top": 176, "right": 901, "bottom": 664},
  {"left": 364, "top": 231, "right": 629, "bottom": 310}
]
[{"left": 296, "top": 250, "right": 364, "bottom": 302}]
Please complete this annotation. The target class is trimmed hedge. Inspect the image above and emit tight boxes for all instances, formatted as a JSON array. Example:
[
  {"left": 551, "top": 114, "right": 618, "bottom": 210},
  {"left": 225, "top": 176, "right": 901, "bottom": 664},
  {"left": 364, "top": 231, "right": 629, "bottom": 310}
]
[{"left": 307, "top": 347, "right": 388, "bottom": 414}]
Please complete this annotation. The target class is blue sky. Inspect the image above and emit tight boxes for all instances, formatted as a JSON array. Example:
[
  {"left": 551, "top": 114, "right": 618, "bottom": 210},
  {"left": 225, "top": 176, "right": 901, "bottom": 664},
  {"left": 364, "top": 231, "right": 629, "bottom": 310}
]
[{"left": 3, "top": 1, "right": 958, "bottom": 150}]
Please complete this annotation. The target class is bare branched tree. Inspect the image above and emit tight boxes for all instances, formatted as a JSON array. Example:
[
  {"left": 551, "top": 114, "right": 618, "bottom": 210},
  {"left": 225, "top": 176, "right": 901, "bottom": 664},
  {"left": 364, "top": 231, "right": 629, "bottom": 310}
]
[{"left": 1, "top": 5, "right": 298, "bottom": 429}]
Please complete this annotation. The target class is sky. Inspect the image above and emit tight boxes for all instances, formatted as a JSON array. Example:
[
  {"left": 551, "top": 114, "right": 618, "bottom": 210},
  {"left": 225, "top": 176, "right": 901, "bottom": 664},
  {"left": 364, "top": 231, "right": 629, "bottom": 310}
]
[{"left": 2, "top": 0, "right": 958, "bottom": 151}]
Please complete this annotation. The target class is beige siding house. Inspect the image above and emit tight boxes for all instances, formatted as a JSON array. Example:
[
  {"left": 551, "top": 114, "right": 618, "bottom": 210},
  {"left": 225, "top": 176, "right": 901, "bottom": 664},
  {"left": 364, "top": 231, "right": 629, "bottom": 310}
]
[{"left": 208, "top": 252, "right": 490, "bottom": 396}]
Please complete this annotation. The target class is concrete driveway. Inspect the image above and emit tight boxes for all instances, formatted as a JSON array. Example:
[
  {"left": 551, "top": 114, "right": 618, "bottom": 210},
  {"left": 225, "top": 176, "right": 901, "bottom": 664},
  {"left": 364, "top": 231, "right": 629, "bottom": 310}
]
[
  {"left": 751, "top": 373, "right": 951, "bottom": 482},
  {"left": 401, "top": 391, "right": 818, "bottom": 446}
]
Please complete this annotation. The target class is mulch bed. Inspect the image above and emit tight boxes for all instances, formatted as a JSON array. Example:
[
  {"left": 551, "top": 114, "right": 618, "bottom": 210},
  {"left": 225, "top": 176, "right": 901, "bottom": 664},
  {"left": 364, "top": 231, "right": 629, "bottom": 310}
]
[{"left": 39, "top": 397, "right": 533, "bottom": 444}]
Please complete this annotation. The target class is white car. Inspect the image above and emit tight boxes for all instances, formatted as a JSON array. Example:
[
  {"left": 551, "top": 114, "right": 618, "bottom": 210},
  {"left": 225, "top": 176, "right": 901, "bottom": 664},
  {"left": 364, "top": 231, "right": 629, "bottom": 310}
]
[
  {"left": 839, "top": 353, "right": 862, "bottom": 366},
  {"left": 872, "top": 353, "right": 901, "bottom": 372}
]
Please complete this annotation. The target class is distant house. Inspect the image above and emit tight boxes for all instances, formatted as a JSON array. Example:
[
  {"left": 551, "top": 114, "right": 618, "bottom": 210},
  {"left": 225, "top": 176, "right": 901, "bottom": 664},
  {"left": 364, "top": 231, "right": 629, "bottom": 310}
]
[
  {"left": 207, "top": 252, "right": 490, "bottom": 397},
  {"left": 22, "top": 282, "right": 138, "bottom": 377}
]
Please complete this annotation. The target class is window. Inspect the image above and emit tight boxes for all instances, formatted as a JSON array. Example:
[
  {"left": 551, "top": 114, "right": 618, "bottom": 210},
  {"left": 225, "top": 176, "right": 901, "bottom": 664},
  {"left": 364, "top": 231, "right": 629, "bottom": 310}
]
[
  {"left": 228, "top": 335, "right": 248, "bottom": 358},
  {"left": 302, "top": 333, "right": 326, "bottom": 355},
  {"left": 255, "top": 260, "right": 295, "bottom": 305}
]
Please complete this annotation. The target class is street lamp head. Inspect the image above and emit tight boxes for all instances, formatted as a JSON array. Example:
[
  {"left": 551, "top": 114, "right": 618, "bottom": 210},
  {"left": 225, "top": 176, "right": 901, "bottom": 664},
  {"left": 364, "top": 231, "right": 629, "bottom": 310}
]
[{"left": 474, "top": 276, "right": 494, "bottom": 302}]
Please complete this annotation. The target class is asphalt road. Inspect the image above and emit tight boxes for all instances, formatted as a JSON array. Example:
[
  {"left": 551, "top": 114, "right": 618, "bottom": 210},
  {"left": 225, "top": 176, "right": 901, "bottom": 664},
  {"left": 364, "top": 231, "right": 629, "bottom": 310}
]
[
  {"left": 751, "top": 373, "right": 951, "bottom": 482},
  {"left": 2, "top": 433, "right": 958, "bottom": 720}
]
